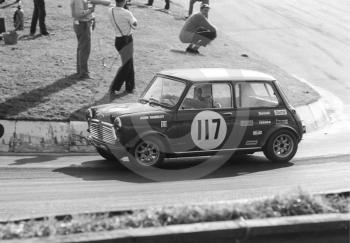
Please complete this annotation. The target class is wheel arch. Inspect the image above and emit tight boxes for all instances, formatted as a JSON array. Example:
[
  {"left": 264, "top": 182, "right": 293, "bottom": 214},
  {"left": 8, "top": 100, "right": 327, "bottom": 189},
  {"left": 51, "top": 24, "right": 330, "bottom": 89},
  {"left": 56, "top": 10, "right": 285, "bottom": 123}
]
[
  {"left": 125, "top": 131, "right": 172, "bottom": 154},
  {"left": 262, "top": 125, "right": 300, "bottom": 147}
]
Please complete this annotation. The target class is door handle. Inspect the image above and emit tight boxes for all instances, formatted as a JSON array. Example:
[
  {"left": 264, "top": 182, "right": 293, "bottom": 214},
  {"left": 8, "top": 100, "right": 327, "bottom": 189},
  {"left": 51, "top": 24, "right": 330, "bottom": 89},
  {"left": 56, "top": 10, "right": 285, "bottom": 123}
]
[{"left": 222, "top": 112, "right": 233, "bottom": 116}]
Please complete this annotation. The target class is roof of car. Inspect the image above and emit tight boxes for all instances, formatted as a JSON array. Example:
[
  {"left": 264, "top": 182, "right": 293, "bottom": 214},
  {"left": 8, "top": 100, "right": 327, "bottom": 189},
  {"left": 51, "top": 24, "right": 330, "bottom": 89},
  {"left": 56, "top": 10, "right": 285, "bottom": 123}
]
[{"left": 158, "top": 68, "right": 276, "bottom": 82}]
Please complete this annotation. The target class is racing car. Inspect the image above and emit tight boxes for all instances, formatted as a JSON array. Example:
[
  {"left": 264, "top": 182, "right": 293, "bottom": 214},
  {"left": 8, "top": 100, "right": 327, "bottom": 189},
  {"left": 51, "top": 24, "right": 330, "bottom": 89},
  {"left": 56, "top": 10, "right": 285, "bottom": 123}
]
[{"left": 86, "top": 68, "right": 304, "bottom": 167}]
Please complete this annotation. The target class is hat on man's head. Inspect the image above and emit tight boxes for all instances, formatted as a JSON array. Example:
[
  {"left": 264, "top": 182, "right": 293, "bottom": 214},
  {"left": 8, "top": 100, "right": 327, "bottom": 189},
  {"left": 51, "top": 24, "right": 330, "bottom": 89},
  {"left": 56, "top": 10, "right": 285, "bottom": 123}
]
[{"left": 200, "top": 3, "right": 210, "bottom": 9}]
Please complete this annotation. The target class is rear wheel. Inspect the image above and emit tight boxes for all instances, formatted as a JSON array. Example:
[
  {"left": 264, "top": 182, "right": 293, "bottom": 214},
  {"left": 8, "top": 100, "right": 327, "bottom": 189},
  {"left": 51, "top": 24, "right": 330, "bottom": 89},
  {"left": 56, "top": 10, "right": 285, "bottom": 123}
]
[
  {"left": 129, "top": 136, "right": 165, "bottom": 167},
  {"left": 263, "top": 130, "right": 298, "bottom": 163}
]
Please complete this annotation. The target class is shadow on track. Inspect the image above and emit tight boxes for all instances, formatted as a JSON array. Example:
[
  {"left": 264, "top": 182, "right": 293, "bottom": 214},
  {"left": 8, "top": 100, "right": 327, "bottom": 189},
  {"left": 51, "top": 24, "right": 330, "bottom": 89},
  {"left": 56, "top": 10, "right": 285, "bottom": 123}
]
[
  {"left": 11, "top": 154, "right": 61, "bottom": 165},
  {"left": 53, "top": 154, "right": 293, "bottom": 183}
]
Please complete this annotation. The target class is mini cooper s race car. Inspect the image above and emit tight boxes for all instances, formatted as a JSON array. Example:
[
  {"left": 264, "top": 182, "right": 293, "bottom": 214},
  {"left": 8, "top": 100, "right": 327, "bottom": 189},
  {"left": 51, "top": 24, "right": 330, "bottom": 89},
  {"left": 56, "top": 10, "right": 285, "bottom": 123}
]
[{"left": 86, "top": 68, "right": 305, "bottom": 167}]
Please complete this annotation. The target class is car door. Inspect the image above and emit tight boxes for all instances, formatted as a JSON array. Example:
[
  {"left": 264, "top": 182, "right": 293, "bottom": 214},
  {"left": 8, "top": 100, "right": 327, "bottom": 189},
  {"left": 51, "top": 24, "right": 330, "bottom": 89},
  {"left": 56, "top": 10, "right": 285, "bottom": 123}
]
[
  {"left": 167, "top": 82, "right": 234, "bottom": 153},
  {"left": 233, "top": 81, "right": 281, "bottom": 148}
]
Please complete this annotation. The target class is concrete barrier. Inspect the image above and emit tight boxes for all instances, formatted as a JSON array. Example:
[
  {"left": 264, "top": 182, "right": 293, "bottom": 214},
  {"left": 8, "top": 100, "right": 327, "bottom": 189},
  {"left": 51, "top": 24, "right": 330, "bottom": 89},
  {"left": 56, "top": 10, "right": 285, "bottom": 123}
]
[
  {"left": 2, "top": 213, "right": 349, "bottom": 243},
  {"left": 296, "top": 100, "right": 330, "bottom": 133},
  {"left": 0, "top": 97, "right": 330, "bottom": 153},
  {"left": 0, "top": 120, "right": 95, "bottom": 153}
]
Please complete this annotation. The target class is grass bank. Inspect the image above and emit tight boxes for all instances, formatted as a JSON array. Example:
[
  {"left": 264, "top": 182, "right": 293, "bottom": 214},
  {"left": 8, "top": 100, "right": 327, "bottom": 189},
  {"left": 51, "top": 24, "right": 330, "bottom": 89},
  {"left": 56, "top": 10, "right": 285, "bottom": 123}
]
[
  {"left": 0, "top": 191, "right": 348, "bottom": 240},
  {"left": 0, "top": 0, "right": 319, "bottom": 121}
]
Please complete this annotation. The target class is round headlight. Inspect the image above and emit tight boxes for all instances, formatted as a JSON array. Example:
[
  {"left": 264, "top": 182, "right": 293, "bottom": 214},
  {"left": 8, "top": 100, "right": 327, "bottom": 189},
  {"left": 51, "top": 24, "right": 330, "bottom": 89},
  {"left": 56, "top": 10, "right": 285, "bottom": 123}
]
[{"left": 114, "top": 117, "right": 122, "bottom": 129}]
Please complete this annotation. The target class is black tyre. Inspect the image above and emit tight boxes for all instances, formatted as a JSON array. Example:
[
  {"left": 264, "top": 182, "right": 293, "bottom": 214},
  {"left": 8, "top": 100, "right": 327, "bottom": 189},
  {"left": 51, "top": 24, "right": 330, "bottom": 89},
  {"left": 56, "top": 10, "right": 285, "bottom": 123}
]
[
  {"left": 263, "top": 130, "right": 298, "bottom": 163},
  {"left": 96, "top": 147, "right": 119, "bottom": 162},
  {"left": 130, "top": 136, "right": 165, "bottom": 167}
]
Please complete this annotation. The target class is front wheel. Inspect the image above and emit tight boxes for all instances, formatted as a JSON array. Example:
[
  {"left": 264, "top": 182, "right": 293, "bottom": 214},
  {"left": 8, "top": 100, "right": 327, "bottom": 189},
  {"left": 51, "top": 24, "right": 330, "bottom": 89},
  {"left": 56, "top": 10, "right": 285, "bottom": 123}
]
[
  {"left": 129, "top": 136, "right": 165, "bottom": 167},
  {"left": 263, "top": 130, "right": 298, "bottom": 163}
]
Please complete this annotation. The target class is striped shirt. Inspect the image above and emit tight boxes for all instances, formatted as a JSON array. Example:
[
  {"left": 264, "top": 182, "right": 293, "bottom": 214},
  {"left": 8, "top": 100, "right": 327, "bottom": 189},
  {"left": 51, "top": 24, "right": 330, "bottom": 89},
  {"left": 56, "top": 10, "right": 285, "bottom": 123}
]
[{"left": 109, "top": 6, "right": 137, "bottom": 37}]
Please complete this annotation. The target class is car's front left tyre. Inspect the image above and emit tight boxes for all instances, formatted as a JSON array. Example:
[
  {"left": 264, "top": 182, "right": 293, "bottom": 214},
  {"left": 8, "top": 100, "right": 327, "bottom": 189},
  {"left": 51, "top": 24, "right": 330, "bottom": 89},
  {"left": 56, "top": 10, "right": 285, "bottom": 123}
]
[{"left": 129, "top": 136, "right": 165, "bottom": 167}]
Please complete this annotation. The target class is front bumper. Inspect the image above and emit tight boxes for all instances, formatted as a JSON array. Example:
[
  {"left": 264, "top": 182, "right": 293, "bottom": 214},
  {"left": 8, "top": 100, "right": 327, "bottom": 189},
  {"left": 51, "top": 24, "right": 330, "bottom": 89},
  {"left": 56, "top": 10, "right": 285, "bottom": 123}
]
[{"left": 88, "top": 135, "right": 128, "bottom": 159}]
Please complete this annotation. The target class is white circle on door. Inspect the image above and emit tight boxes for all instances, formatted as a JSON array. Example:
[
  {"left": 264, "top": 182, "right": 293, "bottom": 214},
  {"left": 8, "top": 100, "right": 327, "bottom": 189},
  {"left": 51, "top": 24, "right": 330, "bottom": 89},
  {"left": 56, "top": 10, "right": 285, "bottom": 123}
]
[{"left": 191, "top": 110, "right": 227, "bottom": 150}]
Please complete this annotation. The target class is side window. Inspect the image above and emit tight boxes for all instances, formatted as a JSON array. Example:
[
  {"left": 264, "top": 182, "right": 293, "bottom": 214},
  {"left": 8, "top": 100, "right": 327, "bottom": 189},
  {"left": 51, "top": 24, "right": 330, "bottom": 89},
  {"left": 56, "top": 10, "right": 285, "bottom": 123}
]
[
  {"left": 180, "top": 84, "right": 213, "bottom": 109},
  {"left": 212, "top": 83, "right": 232, "bottom": 108},
  {"left": 235, "top": 82, "right": 279, "bottom": 108}
]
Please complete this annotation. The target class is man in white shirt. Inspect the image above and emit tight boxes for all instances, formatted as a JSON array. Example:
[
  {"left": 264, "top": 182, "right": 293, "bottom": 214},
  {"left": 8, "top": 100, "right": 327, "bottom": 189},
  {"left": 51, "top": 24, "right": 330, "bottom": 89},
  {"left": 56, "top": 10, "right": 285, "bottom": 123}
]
[{"left": 109, "top": 0, "right": 137, "bottom": 96}]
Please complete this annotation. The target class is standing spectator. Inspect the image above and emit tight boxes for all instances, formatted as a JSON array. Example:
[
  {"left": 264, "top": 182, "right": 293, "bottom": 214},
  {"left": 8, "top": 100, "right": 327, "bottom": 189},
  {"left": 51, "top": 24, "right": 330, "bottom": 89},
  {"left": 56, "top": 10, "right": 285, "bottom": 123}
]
[
  {"left": 179, "top": 4, "right": 216, "bottom": 54},
  {"left": 70, "top": 0, "right": 95, "bottom": 79},
  {"left": 30, "top": 0, "right": 49, "bottom": 36},
  {"left": 145, "top": 0, "right": 170, "bottom": 12},
  {"left": 109, "top": 0, "right": 137, "bottom": 96},
  {"left": 188, "top": 0, "right": 208, "bottom": 17},
  {"left": 13, "top": 4, "right": 24, "bottom": 31}
]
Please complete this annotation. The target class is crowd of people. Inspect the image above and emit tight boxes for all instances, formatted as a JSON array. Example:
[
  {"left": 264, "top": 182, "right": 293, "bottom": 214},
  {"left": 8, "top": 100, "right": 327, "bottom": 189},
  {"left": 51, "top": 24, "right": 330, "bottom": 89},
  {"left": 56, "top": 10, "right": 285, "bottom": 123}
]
[
  {"left": 2, "top": 0, "right": 217, "bottom": 99},
  {"left": 70, "top": 0, "right": 216, "bottom": 98}
]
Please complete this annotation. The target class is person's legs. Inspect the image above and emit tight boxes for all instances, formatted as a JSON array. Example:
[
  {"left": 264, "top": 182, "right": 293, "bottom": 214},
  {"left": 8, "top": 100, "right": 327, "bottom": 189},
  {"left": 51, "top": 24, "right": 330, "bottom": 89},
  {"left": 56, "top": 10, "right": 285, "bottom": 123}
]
[
  {"left": 146, "top": 0, "right": 153, "bottom": 6},
  {"left": 118, "top": 35, "right": 135, "bottom": 92},
  {"left": 124, "top": 58, "right": 135, "bottom": 92},
  {"left": 164, "top": 0, "right": 170, "bottom": 10},
  {"left": 197, "top": 29, "right": 216, "bottom": 43},
  {"left": 30, "top": 0, "right": 39, "bottom": 35},
  {"left": 73, "top": 24, "right": 80, "bottom": 74},
  {"left": 74, "top": 21, "right": 91, "bottom": 77},
  {"left": 111, "top": 65, "right": 126, "bottom": 92},
  {"left": 118, "top": 36, "right": 134, "bottom": 66},
  {"left": 37, "top": 0, "right": 48, "bottom": 35},
  {"left": 111, "top": 36, "right": 130, "bottom": 92},
  {"left": 194, "top": 29, "right": 216, "bottom": 45},
  {"left": 189, "top": 29, "right": 216, "bottom": 52},
  {"left": 188, "top": 0, "right": 197, "bottom": 16}
]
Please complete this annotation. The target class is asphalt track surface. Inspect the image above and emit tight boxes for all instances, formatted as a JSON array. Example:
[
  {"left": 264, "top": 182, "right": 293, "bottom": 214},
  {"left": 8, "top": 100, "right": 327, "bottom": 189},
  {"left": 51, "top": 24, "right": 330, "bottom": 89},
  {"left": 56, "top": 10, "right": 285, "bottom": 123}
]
[
  {"left": 1, "top": 153, "right": 350, "bottom": 221},
  {"left": 1, "top": 0, "right": 350, "bottom": 221}
]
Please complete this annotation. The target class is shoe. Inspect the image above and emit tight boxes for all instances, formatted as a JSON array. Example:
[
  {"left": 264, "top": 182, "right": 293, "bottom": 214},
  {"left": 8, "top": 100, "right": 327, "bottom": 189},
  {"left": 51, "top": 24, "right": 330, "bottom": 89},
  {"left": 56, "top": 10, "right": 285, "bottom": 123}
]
[
  {"left": 110, "top": 89, "right": 126, "bottom": 95},
  {"left": 79, "top": 73, "right": 91, "bottom": 79},
  {"left": 41, "top": 32, "right": 50, "bottom": 36},
  {"left": 186, "top": 47, "right": 199, "bottom": 54},
  {"left": 110, "top": 90, "right": 128, "bottom": 101},
  {"left": 70, "top": 73, "right": 81, "bottom": 79},
  {"left": 145, "top": 3, "right": 152, "bottom": 6},
  {"left": 126, "top": 89, "right": 134, "bottom": 94}
]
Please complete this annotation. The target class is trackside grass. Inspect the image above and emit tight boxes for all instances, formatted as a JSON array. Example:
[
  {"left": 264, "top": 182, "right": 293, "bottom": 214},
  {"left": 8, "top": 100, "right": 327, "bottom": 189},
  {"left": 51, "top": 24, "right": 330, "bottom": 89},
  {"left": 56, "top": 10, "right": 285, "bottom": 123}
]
[
  {"left": 1, "top": 191, "right": 349, "bottom": 240},
  {"left": 0, "top": 0, "right": 319, "bottom": 121}
]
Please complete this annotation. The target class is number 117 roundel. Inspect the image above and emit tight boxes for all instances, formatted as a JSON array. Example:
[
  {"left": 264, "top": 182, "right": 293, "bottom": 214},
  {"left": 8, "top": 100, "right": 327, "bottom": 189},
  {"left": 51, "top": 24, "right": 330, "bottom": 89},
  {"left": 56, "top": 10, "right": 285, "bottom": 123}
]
[{"left": 86, "top": 68, "right": 305, "bottom": 167}]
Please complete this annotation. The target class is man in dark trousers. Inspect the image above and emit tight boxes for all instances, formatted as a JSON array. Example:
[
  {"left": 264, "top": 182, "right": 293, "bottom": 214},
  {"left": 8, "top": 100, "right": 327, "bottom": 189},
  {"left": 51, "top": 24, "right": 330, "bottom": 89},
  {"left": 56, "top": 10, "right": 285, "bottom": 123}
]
[
  {"left": 30, "top": 0, "right": 49, "bottom": 36},
  {"left": 109, "top": 0, "right": 137, "bottom": 97}
]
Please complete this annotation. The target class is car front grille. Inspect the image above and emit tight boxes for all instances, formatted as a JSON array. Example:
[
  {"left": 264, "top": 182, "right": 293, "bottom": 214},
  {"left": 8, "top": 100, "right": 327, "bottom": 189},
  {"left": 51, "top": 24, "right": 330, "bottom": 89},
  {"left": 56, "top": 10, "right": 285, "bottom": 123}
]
[{"left": 89, "top": 119, "right": 117, "bottom": 144}]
